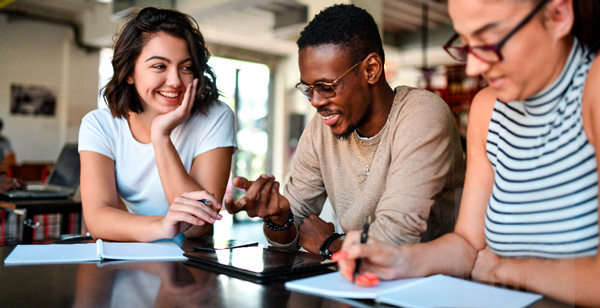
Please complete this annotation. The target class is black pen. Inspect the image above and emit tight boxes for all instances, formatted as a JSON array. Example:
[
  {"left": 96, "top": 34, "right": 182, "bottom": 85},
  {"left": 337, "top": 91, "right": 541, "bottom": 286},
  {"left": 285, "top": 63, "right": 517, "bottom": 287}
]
[{"left": 353, "top": 215, "right": 372, "bottom": 282}]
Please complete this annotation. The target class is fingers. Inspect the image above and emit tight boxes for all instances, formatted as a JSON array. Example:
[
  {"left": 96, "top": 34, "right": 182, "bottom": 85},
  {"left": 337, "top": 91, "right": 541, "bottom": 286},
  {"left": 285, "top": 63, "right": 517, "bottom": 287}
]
[
  {"left": 165, "top": 209, "right": 206, "bottom": 227},
  {"left": 341, "top": 230, "right": 362, "bottom": 250},
  {"left": 228, "top": 175, "right": 287, "bottom": 218},
  {"left": 185, "top": 78, "right": 198, "bottom": 114},
  {"left": 332, "top": 230, "right": 366, "bottom": 281},
  {"left": 243, "top": 174, "right": 275, "bottom": 217},
  {"left": 171, "top": 196, "right": 222, "bottom": 225},
  {"left": 355, "top": 273, "right": 380, "bottom": 286},
  {"left": 265, "top": 181, "right": 284, "bottom": 215},
  {"left": 181, "top": 190, "right": 221, "bottom": 209},
  {"left": 224, "top": 195, "right": 247, "bottom": 214},
  {"left": 180, "top": 78, "right": 197, "bottom": 112},
  {"left": 232, "top": 177, "right": 252, "bottom": 190}
]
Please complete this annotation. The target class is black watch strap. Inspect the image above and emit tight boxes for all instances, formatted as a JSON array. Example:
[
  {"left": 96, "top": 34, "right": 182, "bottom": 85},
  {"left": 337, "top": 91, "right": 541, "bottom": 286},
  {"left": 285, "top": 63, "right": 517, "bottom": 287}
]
[{"left": 319, "top": 232, "right": 344, "bottom": 257}]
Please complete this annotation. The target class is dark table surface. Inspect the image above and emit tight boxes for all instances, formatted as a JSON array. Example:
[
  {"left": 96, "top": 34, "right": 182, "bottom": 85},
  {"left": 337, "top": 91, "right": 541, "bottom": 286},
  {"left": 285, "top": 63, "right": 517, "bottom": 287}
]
[{"left": 0, "top": 237, "right": 575, "bottom": 308}]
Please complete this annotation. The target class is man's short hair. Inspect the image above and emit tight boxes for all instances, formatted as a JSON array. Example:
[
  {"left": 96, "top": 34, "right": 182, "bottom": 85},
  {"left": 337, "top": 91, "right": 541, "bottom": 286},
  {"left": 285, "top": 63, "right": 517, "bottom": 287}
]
[{"left": 297, "top": 4, "right": 385, "bottom": 65}]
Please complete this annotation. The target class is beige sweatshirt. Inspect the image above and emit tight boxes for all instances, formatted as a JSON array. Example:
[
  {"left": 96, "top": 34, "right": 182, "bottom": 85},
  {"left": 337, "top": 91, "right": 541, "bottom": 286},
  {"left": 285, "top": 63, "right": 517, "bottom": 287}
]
[{"left": 271, "top": 86, "right": 465, "bottom": 247}]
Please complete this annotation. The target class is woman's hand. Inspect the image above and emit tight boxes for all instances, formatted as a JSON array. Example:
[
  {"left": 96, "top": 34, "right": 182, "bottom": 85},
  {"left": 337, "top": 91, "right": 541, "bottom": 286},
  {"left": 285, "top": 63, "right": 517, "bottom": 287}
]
[
  {"left": 159, "top": 190, "right": 222, "bottom": 239},
  {"left": 151, "top": 78, "right": 198, "bottom": 140},
  {"left": 471, "top": 246, "right": 501, "bottom": 283},
  {"left": 332, "top": 230, "right": 411, "bottom": 284}
]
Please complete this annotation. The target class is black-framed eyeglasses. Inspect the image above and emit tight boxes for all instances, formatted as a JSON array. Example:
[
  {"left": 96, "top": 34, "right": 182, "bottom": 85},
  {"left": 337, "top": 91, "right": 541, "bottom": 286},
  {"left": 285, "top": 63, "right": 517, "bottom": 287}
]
[
  {"left": 295, "top": 60, "right": 362, "bottom": 99},
  {"left": 443, "top": 0, "right": 550, "bottom": 63}
]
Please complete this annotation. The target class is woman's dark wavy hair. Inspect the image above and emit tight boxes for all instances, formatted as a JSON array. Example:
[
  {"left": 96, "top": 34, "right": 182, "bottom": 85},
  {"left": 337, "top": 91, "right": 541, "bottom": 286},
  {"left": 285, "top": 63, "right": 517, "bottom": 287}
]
[
  {"left": 103, "top": 7, "right": 218, "bottom": 118},
  {"left": 571, "top": 0, "right": 600, "bottom": 54}
]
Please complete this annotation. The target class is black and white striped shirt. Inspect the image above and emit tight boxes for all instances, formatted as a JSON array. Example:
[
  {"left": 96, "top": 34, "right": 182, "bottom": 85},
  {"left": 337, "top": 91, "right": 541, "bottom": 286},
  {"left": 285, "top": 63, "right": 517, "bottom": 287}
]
[{"left": 485, "top": 39, "right": 599, "bottom": 258}]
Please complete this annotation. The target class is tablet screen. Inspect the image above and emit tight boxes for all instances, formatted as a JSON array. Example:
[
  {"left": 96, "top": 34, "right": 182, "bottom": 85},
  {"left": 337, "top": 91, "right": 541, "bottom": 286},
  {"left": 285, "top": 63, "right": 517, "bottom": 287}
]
[{"left": 184, "top": 245, "right": 335, "bottom": 282}]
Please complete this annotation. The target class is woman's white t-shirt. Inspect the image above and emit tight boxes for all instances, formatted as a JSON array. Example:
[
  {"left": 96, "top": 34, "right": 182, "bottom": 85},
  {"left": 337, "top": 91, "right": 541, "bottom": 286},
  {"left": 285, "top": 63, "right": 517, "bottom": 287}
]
[{"left": 78, "top": 101, "right": 237, "bottom": 216}]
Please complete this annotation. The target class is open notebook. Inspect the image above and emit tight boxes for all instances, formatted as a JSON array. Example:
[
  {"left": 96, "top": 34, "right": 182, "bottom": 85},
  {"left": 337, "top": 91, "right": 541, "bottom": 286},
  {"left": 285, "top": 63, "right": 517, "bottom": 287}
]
[
  {"left": 3, "top": 239, "right": 187, "bottom": 265},
  {"left": 285, "top": 272, "right": 542, "bottom": 308}
]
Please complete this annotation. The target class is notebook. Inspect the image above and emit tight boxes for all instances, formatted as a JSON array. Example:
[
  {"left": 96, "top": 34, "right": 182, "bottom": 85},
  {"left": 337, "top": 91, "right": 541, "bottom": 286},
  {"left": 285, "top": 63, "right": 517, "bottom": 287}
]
[
  {"left": 3, "top": 239, "right": 187, "bottom": 265},
  {"left": 2, "top": 143, "right": 80, "bottom": 199},
  {"left": 285, "top": 272, "right": 543, "bottom": 308},
  {"left": 184, "top": 245, "right": 336, "bottom": 283}
]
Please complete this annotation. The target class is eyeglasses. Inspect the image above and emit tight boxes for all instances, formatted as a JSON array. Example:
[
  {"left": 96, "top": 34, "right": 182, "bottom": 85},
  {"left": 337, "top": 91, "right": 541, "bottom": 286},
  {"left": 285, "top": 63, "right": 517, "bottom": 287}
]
[
  {"left": 295, "top": 60, "right": 362, "bottom": 99},
  {"left": 443, "top": 0, "right": 550, "bottom": 63}
]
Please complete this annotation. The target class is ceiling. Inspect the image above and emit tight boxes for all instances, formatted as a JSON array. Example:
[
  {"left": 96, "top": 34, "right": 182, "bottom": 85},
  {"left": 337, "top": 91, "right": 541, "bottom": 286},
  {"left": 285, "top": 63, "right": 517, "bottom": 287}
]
[{"left": 0, "top": 0, "right": 452, "bottom": 53}]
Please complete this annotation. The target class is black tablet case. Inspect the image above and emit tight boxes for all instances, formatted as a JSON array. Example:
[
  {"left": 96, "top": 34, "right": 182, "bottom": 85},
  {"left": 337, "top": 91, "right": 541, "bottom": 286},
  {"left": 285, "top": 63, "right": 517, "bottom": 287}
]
[{"left": 184, "top": 245, "right": 336, "bottom": 284}]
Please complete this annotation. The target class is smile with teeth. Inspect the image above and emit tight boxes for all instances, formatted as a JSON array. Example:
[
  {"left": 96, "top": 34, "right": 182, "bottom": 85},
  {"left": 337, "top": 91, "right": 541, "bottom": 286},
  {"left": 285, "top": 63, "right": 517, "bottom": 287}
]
[
  {"left": 323, "top": 114, "right": 335, "bottom": 120},
  {"left": 159, "top": 91, "right": 179, "bottom": 98}
]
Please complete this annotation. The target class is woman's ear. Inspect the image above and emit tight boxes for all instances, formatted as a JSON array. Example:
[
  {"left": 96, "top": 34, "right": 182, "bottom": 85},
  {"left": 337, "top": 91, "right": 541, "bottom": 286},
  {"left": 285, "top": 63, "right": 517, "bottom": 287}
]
[
  {"left": 364, "top": 53, "right": 384, "bottom": 85},
  {"left": 127, "top": 76, "right": 134, "bottom": 85},
  {"left": 545, "top": 0, "right": 574, "bottom": 40}
]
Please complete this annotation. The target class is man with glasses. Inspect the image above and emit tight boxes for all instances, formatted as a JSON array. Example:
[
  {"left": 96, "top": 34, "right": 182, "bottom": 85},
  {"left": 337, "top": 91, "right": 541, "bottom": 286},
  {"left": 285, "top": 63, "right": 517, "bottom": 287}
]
[{"left": 225, "top": 4, "right": 465, "bottom": 256}]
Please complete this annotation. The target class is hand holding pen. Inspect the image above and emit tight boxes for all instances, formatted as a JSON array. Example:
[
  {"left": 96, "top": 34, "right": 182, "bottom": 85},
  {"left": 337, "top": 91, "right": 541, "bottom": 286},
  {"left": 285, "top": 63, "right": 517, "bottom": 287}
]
[
  {"left": 160, "top": 191, "right": 223, "bottom": 239},
  {"left": 332, "top": 215, "right": 410, "bottom": 286},
  {"left": 353, "top": 215, "right": 372, "bottom": 281}
]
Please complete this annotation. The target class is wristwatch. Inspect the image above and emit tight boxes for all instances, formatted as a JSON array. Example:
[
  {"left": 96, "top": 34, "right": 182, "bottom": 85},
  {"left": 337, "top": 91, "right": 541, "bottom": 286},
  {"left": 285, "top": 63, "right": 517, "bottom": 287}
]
[{"left": 319, "top": 233, "right": 344, "bottom": 257}]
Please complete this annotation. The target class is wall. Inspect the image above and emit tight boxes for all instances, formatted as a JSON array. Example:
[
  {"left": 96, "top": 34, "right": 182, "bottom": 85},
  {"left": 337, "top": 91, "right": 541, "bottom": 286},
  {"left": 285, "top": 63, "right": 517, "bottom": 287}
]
[{"left": 0, "top": 15, "right": 99, "bottom": 162}]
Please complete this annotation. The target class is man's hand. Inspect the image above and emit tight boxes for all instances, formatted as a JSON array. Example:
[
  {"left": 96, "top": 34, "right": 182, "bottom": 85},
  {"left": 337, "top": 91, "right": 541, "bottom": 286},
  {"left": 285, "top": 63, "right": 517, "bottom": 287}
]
[
  {"left": 298, "top": 214, "right": 335, "bottom": 254},
  {"left": 224, "top": 175, "right": 290, "bottom": 223}
]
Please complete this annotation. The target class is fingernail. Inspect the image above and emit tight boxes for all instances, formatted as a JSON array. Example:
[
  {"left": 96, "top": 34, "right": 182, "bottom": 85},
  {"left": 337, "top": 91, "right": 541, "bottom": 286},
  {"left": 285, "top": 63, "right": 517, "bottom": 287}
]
[
  {"left": 331, "top": 250, "right": 349, "bottom": 261},
  {"left": 261, "top": 174, "right": 268, "bottom": 179},
  {"left": 364, "top": 273, "right": 378, "bottom": 280},
  {"left": 369, "top": 278, "right": 380, "bottom": 286},
  {"left": 209, "top": 218, "right": 216, "bottom": 223},
  {"left": 198, "top": 220, "right": 205, "bottom": 225},
  {"left": 356, "top": 275, "right": 369, "bottom": 285},
  {"left": 216, "top": 214, "right": 223, "bottom": 220},
  {"left": 356, "top": 275, "right": 379, "bottom": 286},
  {"left": 345, "top": 267, "right": 353, "bottom": 280}
]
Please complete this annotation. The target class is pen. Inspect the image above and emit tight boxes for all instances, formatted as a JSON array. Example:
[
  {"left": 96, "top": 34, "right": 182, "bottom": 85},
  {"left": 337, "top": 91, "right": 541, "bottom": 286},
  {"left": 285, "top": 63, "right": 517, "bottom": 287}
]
[
  {"left": 199, "top": 199, "right": 212, "bottom": 206},
  {"left": 353, "top": 215, "right": 372, "bottom": 282}
]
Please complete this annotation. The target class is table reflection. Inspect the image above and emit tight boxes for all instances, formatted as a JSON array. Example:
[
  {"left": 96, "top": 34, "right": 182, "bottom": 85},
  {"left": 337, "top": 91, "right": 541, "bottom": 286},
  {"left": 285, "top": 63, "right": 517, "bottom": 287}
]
[{"left": 72, "top": 261, "right": 223, "bottom": 308}]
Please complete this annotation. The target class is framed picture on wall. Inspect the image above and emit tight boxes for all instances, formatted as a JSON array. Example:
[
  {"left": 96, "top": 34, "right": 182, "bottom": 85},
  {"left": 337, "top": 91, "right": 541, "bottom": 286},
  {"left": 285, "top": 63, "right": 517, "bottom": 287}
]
[{"left": 10, "top": 83, "right": 56, "bottom": 116}]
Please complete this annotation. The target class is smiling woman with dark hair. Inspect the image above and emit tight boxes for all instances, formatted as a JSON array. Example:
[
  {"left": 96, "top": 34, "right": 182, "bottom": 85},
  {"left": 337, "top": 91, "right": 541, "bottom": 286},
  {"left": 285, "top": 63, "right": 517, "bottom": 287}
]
[
  {"left": 78, "top": 7, "right": 236, "bottom": 242},
  {"left": 335, "top": 0, "right": 600, "bottom": 306}
]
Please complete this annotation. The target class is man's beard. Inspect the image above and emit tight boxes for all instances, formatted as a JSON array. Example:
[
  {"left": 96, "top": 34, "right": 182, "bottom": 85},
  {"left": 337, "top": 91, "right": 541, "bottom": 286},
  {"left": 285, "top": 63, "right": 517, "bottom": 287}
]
[{"left": 332, "top": 106, "right": 373, "bottom": 141}]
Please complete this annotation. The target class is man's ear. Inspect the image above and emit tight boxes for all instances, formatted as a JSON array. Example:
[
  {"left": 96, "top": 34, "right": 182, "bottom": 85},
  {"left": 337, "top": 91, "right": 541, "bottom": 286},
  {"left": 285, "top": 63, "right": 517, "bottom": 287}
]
[
  {"left": 127, "top": 76, "right": 134, "bottom": 85},
  {"left": 364, "top": 53, "right": 384, "bottom": 85},
  {"left": 545, "top": 0, "right": 574, "bottom": 41}
]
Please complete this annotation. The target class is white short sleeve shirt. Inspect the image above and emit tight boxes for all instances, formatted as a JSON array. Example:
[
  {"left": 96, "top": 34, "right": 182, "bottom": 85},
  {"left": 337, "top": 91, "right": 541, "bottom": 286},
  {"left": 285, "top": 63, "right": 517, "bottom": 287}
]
[{"left": 78, "top": 101, "right": 237, "bottom": 216}]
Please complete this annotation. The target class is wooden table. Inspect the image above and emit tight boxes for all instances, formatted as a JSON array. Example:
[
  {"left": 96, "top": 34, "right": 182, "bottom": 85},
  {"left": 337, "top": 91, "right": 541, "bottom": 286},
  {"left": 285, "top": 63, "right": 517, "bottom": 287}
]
[
  {"left": 0, "top": 197, "right": 82, "bottom": 244},
  {"left": 0, "top": 237, "right": 577, "bottom": 308}
]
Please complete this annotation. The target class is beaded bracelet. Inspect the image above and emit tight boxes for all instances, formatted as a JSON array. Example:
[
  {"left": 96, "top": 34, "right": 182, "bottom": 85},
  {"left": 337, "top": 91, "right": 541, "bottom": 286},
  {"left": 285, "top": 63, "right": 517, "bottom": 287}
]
[{"left": 263, "top": 209, "right": 294, "bottom": 231}]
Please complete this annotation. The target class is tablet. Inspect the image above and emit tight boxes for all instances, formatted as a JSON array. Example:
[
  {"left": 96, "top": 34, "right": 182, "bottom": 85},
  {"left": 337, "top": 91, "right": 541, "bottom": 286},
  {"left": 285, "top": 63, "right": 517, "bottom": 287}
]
[{"left": 184, "top": 245, "right": 336, "bottom": 283}]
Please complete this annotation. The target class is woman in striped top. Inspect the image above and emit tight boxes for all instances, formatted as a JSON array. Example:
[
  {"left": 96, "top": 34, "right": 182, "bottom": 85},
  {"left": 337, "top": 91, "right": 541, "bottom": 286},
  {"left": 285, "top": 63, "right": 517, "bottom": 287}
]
[{"left": 333, "top": 0, "right": 600, "bottom": 305}]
